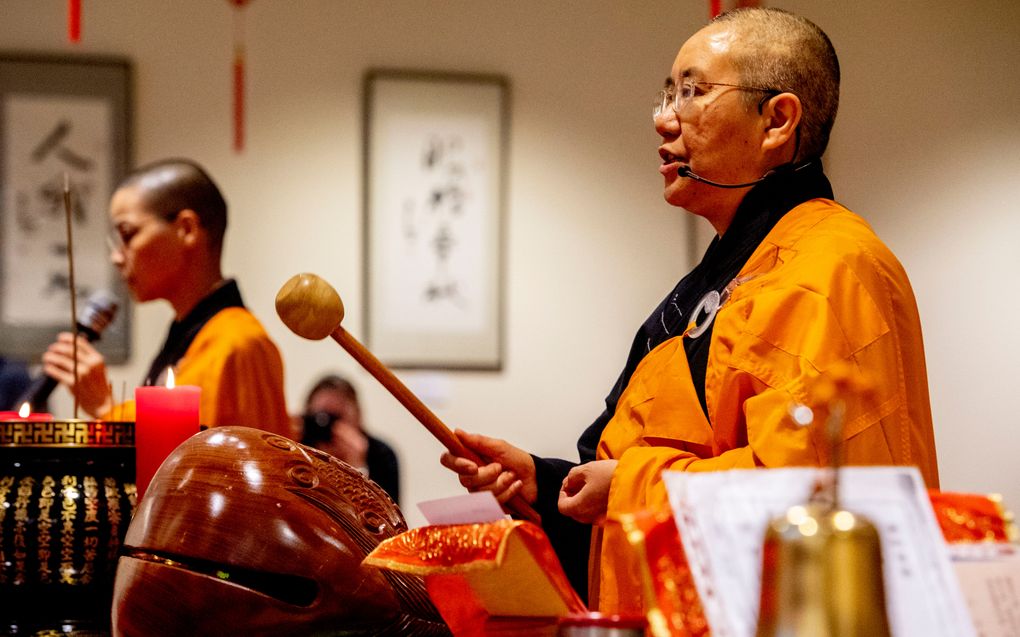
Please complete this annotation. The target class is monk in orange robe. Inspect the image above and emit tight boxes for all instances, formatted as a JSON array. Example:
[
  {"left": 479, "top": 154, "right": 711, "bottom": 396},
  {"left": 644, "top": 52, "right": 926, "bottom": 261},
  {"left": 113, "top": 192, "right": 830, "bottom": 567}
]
[
  {"left": 441, "top": 7, "right": 938, "bottom": 614},
  {"left": 41, "top": 159, "right": 290, "bottom": 435},
  {"left": 584, "top": 195, "right": 938, "bottom": 612}
]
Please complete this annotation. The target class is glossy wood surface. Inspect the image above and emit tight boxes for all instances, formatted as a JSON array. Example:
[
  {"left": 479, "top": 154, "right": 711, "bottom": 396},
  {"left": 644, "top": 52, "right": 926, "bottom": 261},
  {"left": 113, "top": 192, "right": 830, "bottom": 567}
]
[{"left": 112, "top": 426, "right": 450, "bottom": 636}]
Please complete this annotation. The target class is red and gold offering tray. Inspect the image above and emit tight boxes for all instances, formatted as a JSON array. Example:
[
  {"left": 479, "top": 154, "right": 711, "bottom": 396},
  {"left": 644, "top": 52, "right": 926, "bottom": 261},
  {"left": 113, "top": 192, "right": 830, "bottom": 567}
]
[
  {"left": 361, "top": 490, "right": 1018, "bottom": 637},
  {"left": 929, "top": 490, "right": 1018, "bottom": 545},
  {"left": 364, "top": 519, "right": 586, "bottom": 637},
  {"left": 0, "top": 419, "right": 136, "bottom": 636}
]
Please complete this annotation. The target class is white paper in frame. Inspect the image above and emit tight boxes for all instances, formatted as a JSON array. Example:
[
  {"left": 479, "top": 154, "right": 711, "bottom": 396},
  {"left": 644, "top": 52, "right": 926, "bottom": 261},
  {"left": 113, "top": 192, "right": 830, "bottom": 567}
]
[{"left": 363, "top": 70, "right": 507, "bottom": 370}]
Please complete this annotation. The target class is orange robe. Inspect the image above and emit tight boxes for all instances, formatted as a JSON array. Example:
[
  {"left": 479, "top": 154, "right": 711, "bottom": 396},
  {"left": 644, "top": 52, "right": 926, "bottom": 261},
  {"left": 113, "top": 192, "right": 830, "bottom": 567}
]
[
  {"left": 107, "top": 307, "right": 290, "bottom": 436},
  {"left": 594, "top": 199, "right": 938, "bottom": 613}
]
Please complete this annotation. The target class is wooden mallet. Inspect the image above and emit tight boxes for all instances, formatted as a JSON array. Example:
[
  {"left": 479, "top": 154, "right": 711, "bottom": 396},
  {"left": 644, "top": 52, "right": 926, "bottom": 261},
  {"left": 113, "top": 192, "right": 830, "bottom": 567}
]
[{"left": 275, "top": 273, "right": 540, "bottom": 523}]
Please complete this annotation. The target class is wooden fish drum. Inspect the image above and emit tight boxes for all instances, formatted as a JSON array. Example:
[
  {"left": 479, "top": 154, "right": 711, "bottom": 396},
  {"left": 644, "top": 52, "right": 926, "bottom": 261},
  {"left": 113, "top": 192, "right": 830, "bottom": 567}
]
[
  {"left": 112, "top": 426, "right": 450, "bottom": 636},
  {"left": 0, "top": 419, "right": 137, "bottom": 635}
]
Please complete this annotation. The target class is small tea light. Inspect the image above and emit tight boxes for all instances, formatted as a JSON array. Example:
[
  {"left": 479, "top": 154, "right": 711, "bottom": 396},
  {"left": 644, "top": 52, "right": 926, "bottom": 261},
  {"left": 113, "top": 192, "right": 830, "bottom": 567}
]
[{"left": 0, "top": 402, "right": 54, "bottom": 421}]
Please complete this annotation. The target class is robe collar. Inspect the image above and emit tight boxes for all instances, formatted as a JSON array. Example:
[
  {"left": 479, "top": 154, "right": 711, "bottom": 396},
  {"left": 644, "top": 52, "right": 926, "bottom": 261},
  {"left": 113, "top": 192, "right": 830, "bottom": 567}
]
[
  {"left": 676, "top": 160, "right": 834, "bottom": 415},
  {"left": 578, "top": 161, "right": 833, "bottom": 462},
  {"left": 143, "top": 279, "right": 245, "bottom": 386},
  {"left": 666, "top": 160, "right": 833, "bottom": 341}
]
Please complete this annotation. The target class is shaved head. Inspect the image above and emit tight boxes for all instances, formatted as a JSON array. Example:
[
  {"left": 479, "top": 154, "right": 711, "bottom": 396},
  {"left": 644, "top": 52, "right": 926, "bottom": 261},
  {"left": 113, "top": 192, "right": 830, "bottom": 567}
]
[
  {"left": 118, "top": 158, "right": 228, "bottom": 255},
  {"left": 711, "top": 8, "right": 840, "bottom": 159}
]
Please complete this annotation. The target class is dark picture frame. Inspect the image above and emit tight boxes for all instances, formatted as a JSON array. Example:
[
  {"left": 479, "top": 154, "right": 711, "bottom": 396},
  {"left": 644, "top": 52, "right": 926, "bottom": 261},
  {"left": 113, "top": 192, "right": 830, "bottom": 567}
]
[
  {"left": 362, "top": 70, "right": 508, "bottom": 370},
  {"left": 0, "top": 54, "right": 132, "bottom": 364}
]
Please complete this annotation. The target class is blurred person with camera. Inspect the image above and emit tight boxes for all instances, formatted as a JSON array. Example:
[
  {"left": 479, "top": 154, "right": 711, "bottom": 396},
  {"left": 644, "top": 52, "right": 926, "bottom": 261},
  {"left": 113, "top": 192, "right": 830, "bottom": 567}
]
[{"left": 299, "top": 374, "right": 400, "bottom": 504}]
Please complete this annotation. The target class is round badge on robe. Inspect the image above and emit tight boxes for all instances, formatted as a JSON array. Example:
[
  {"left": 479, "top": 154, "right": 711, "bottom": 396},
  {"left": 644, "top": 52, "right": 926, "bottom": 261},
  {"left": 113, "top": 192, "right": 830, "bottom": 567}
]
[
  {"left": 687, "top": 290, "right": 721, "bottom": 339},
  {"left": 686, "top": 275, "right": 757, "bottom": 340}
]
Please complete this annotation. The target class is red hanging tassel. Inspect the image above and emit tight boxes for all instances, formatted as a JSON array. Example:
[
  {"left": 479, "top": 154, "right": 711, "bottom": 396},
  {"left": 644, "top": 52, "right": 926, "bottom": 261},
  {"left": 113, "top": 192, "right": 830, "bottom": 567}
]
[
  {"left": 229, "top": 0, "right": 250, "bottom": 152},
  {"left": 233, "top": 50, "right": 245, "bottom": 152},
  {"left": 68, "top": 0, "right": 82, "bottom": 43},
  {"left": 710, "top": 0, "right": 722, "bottom": 18}
]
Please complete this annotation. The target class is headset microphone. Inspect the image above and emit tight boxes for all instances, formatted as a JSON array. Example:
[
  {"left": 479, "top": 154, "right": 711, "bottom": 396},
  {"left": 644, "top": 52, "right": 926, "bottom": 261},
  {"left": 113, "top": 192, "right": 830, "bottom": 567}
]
[{"left": 677, "top": 160, "right": 816, "bottom": 189}]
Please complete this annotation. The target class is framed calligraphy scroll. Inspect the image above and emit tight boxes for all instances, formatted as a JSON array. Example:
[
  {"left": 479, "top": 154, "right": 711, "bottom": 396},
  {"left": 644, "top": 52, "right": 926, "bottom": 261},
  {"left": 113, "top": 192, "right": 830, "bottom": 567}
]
[
  {"left": 363, "top": 70, "right": 507, "bottom": 370},
  {"left": 0, "top": 54, "right": 132, "bottom": 364}
]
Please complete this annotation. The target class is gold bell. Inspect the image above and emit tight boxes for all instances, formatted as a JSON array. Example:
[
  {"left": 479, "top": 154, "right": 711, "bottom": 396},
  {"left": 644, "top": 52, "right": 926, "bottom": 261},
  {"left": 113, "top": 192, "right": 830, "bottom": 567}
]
[
  {"left": 756, "top": 502, "right": 891, "bottom": 637},
  {"left": 757, "top": 366, "right": 892, "bottom": 637}
]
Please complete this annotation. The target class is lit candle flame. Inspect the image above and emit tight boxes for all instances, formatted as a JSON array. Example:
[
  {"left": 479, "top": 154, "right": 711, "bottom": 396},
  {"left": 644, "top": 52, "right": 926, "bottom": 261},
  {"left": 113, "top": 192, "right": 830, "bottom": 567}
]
[
  {"left": 166, "top": 367, "right": 176, "bottom": 390},
  {"left": 18, "top": 402, "right": 30, "bottom": 418}
]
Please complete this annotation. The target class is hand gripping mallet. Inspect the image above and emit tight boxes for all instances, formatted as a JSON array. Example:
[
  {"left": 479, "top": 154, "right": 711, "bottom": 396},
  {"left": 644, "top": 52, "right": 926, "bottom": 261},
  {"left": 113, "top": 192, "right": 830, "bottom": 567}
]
[{"left": 275, "top": 273, "right": 540, "bottom": 523}]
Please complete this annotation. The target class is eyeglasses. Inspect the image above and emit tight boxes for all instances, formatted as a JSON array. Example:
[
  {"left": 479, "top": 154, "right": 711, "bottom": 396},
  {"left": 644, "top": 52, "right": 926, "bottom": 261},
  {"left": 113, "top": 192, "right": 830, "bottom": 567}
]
[
  {"left": 653, "top": 80, "right": 781, "bottom": 120},
  {"left": 106, "top": 211, "right": 178, "bottom": 255},
  {"left": 106, "top": 226, "right": 134, "bottom": 255}
]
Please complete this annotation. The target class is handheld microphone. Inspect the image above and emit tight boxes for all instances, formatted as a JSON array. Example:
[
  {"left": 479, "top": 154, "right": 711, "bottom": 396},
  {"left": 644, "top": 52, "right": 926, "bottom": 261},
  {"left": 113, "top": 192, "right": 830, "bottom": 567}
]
[
  {"left": 677, "top": 160, "right": 816, "bottom": 189},
  {"left": 18, "top": 290, "right": 119, "bottom": 412}
]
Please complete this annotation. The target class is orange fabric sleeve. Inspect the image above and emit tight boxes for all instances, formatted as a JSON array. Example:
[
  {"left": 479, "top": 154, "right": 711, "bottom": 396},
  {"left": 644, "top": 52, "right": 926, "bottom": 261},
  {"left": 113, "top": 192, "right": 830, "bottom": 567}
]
[
  {"left": 99, "top": 309, "right": 290, "bottom": 438},
  {"left": 174, "top": 307, "right": 290, "bottom": 436}
]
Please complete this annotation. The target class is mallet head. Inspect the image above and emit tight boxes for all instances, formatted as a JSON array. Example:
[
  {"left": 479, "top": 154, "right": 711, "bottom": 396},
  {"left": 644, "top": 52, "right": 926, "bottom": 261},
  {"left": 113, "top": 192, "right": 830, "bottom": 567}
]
[{"left": 275, "top": 273, "right": 344, "bottom": 341}]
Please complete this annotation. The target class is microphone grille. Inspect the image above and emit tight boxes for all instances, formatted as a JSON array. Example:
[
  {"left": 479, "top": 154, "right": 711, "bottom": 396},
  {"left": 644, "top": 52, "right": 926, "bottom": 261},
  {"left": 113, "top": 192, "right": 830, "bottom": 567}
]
[{"left": 77, "top": 290, "right": 119, "bottom": 336}]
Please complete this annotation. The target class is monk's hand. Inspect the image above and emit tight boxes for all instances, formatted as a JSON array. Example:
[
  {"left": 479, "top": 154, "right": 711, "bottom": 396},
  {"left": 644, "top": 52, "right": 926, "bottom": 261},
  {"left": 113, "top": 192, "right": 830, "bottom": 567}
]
[
  {"left": 558, "top": 459, "right": 618, "bottom": 524},
  {"left": 439, "top": 429, "right": 538, "bottom": 505},
  {"left": 41, "top": 332, "right": 112, "bottom": 417}
]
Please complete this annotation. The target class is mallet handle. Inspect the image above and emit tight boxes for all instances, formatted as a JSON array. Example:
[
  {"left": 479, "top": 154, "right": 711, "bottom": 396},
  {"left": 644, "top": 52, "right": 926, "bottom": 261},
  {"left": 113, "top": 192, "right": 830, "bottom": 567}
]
[{"left": 332, "top": 327, "right": 541, "bottom": 524}]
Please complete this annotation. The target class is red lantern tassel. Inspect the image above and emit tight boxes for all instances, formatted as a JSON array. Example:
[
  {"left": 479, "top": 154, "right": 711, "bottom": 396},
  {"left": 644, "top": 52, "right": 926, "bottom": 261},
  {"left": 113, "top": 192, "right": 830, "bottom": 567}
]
[
  {"left": 233, "top": 51, "right": 245, "bottom": 152},
  {"left": 68, "top": 0, "right": 81, "bottom": 43},
  {"left": 230, "top": 0, "right": 250, "bottom": 152}
]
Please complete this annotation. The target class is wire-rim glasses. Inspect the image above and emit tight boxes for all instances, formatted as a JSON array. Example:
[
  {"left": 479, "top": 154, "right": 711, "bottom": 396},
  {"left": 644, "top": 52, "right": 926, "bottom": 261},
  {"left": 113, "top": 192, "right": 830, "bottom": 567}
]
[{"left": 653, "top": 80, "right": 781, "bottom": 119}]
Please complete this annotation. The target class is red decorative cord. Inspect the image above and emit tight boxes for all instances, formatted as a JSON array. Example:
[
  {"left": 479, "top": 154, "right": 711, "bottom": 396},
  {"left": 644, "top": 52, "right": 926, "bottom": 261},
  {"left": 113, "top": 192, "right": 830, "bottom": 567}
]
[{"left": 68, "top": 0, "right": 81, "bottom": 42}]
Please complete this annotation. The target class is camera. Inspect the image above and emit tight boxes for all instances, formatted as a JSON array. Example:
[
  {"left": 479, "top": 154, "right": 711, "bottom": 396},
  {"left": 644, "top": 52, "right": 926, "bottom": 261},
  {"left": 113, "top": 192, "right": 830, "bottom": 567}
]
[{"left": 301, "top": 411, "right": 337, "bottom": 446}]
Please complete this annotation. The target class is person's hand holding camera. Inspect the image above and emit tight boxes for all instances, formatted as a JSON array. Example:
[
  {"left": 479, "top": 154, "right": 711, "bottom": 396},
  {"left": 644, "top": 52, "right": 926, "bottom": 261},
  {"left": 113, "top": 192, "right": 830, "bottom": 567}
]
[{"left": 302, "top": 409, "right": 369, "bottom": 473}]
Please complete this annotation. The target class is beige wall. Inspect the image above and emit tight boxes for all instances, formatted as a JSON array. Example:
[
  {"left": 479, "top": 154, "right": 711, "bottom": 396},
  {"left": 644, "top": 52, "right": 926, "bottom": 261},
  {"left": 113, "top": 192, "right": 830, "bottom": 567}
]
[
  {"left": 2, "top": 1, "right": 1018, "bottom": 526},
  {"left": 782, "top": 0, "right": 1020, "bottom": 510}
]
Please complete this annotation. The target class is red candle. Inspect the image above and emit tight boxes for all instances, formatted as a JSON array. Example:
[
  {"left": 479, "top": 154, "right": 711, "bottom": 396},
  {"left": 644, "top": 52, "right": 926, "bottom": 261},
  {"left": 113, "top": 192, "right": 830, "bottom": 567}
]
[{"left": 135, "top": 369, "right": 200, "bottom": 500}]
